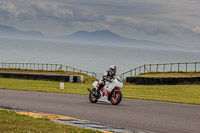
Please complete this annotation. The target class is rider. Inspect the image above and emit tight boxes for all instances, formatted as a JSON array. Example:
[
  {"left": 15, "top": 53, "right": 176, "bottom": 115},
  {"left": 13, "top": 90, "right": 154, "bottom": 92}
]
[{"left": 95, "top": 65, "right": 117, "bottom": 98}]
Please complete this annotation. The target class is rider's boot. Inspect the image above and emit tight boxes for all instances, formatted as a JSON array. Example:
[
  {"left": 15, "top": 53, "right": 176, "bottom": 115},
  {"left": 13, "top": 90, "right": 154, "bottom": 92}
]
[
  {"left": 95, "top": 88, "right": 100, "bottom": 99},
  {"left": 95, "top": 83, "right": 104, "bottom": 99}
]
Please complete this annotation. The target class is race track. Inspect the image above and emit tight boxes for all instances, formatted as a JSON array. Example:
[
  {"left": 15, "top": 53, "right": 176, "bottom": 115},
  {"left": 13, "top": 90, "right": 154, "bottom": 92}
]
[{"left": 0, "top": 89, "right": 199, "bottom": 133}]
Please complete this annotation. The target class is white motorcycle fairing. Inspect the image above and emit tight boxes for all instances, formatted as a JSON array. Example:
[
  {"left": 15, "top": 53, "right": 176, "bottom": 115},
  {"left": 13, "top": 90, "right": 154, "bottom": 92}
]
[{"left": 92, "top": 76, "right": 123, "bottom": 99}]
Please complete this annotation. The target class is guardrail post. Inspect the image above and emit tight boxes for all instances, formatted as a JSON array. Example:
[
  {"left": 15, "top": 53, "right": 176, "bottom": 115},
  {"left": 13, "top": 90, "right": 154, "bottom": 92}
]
[
  {"left": 170, "top": 63, "right": 172, "bottom": 72},
  {"left": 135, "top": 68, "right": 137, "bottom": 76},
  {"left": 186, "top": 62, "right": 188, "bottom": 72},
  {"left": 60, "top": 64, "right": 62, "bottom": 71},
  {"left": 139, "top": 67, "right": 141, "bottom": 74},
  {"left": 163, "top": 64, "right": 165, "bottom": 72},
  {"left": 66, "top": 66, "right": 68, "bottom": 71},
  {"left": 30, "top": 63, "right": 32, "bottom": 70},
  {"left": 195, "top": 62, "right": 197, "bottom": 72},
  {"left": 149, "top": 64, "right": 151, "bottom": 72},
  {"left": 55, "top": 64, "right": 57, "bottom": 70},
  {"left": 178, "top": 63, "right": 180, "bottom": 72},
  {"left": 156, "top": 64, "right": 158, "bottom": 72}
]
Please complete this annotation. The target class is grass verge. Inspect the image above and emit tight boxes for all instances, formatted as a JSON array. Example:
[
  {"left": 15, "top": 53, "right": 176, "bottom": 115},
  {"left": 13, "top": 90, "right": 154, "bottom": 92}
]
[
  {"left": 0, "top": 109, "right": 102, "bottom": 133},
  {"left": 123, "top": 84, "right": 200, "bottom": 105},
  {"left": 0, "top": 77, "right": 200, "bottom": 105},
  {"left": 0, "top": 78, "right": 92, "bottom": 95}
]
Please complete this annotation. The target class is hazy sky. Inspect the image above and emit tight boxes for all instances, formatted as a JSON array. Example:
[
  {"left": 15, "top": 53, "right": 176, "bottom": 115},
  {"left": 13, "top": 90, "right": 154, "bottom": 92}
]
[{"left": 0, "top": 0, "right": 200, "bottom": 47}]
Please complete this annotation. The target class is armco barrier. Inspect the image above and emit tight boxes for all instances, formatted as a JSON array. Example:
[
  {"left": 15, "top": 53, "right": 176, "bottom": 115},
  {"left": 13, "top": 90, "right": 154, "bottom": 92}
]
[
  {"left": 126, "top": 77, "right": 200, "bottom": 85},
  {"left": 121, "top": 62, "right": 200, "bottom": 80},
  {"left": 0, "top": 72, "right": 83, "bottom": 83},
  {"left": 0, "top": 62, "right": 102, "bottom": 79}
]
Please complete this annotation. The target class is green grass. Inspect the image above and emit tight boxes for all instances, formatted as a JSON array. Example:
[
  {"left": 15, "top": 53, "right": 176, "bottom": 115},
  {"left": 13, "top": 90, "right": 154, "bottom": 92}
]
[
  {"left": 0, "top": 78, "right": 92, "bottom": 95},
  {"left": 0, "top": 109, "right": 102, "bottom": 133},
  {"left": 0, "top": 77, "right": 200, "bottom": 105},
  {"left": 123, "top": 84, "right": 200, "bottom": 105}
]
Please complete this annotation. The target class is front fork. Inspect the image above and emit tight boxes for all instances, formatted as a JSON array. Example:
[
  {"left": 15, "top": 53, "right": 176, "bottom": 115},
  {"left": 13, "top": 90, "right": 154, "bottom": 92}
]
[{"left": 112, "top": 91, "right": 116, "bottom": 97}]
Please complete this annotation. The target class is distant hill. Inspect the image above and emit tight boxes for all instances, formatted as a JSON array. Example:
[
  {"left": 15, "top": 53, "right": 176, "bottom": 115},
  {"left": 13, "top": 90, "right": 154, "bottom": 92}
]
[
  {"left": 66, "top": 30, "right": 126, "bottom": 40},
  {"left": 0, "top": 24, "right": 189, "bottom": 51},
  {"left": 60, "top": 30, "right": 182, "bottom": 50},
  {"left": 0, "top": 25, "right": 44, "bottom": 38}
]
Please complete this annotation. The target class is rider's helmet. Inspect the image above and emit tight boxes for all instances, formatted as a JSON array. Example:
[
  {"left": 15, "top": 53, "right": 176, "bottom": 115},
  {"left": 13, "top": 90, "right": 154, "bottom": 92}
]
[{"left": 109, "top": 65, "right": 116, "bottom": 76}]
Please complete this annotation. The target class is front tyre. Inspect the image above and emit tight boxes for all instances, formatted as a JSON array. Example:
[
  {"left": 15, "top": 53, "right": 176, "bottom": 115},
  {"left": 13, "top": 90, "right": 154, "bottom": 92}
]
[
  {"left": 111, "top": 91, "right": 122, "bottom": 105},
  {"left": 89, "top": 88, "right": 98, "bottom": 103}
]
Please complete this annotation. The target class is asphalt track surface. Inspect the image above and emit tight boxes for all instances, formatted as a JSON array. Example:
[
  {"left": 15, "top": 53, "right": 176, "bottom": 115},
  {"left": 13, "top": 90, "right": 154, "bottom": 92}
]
[{"left": 0, "top": 89, "right": 200, "bottom": 133}]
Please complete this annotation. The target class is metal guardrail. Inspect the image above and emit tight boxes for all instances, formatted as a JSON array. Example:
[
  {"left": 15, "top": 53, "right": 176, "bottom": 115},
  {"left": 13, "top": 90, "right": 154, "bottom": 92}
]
[
  {"left": 120, "top": 62, "right": 200, "bottom": 80},
  {"left": 0, "top": 62, "right": 102, "bottom": 78},
  {"left": 2, "top": 62, "right": 200, "bottom": 80}
]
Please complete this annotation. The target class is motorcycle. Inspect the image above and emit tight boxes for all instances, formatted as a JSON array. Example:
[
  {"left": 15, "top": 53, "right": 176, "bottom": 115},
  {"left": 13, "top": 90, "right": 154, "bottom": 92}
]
[{"left": 87, "top": 76, "right": 123, "bottom": 105}]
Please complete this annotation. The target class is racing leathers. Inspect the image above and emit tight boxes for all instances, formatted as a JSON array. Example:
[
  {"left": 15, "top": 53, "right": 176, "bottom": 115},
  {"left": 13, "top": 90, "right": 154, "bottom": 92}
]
[{"left": 96, "top": 71, "right": 116, "bottom": 98}]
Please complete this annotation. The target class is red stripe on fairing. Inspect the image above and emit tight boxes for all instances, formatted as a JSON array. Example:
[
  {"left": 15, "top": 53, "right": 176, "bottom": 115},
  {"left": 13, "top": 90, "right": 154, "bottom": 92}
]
[
  {"left": 101, "top": 89, "right": 110, "bottom": 96},
  {"left": 114, "top": 90, "right": 121, "bottom": 92},
  {"left": 96, "top": 85, "right": 99, "bottom": 88}
]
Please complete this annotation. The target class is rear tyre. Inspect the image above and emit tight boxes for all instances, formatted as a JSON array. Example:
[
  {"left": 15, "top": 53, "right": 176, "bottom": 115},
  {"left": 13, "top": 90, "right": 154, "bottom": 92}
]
[
  {"left": 111, "top": 91, "right": 122, "bottom": 105},
  {"left": 89, "top": 88, "right": 98, "bottom": 103}
]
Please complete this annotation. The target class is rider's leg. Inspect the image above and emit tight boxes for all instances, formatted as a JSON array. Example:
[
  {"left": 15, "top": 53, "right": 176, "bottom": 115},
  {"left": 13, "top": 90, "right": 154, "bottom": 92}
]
[{"left": 96, "top": 83, "right": 104, "bottom": 96}]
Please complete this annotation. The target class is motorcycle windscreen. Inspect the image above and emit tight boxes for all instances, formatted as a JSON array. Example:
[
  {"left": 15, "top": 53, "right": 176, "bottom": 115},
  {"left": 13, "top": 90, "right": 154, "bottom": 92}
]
[{"left": 92, "top": 81, "right": 99, "bottom": 89}]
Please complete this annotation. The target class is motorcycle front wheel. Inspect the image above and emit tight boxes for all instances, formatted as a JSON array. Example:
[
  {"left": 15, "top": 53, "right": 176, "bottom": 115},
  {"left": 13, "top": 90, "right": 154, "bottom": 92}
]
[
  {"left": 89, "top": 88, "right": 98, "bottom": 103},
  {"left": 111, "top": 91, "right": 122, "bottom": 105}
]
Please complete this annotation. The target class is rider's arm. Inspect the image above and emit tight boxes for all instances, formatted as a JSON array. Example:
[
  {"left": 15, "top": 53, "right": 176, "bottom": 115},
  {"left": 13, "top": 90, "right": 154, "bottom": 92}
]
[{"left": 103, "top": 71, "right": 112, "bottom": 82}]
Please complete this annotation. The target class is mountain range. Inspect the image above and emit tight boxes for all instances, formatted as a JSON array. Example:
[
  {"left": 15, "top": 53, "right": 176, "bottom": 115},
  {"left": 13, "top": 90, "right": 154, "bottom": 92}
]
[
  {"left": 0, "top": 25, "right": 44, "bottom": 38},
  {"left": 0, "top": 24, "right": 194, "bottom": 51}
]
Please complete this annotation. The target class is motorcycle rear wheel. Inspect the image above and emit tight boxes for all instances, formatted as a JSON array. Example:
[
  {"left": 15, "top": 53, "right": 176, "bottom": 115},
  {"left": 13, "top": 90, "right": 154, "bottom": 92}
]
[
  {"left": 89, "top": 88, "right": 98, "bottom": 103},
  {"left": 111, "top": 91, "right": 122, "bottom": 105}
]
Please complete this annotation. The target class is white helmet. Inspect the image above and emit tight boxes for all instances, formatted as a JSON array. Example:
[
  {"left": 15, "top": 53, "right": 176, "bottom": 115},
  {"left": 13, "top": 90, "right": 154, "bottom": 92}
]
[{"left": 109, "top": 65, "right": 116, "bottom": 76}]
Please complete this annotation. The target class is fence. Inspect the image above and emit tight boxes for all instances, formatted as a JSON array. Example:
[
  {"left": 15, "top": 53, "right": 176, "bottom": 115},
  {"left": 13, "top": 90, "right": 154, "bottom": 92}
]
[
  {"left": 2, "top": 62, "right": 200, "bottom": 80},
  {"left": 121, "top": 62, "right": 200, "bottom": 80},
  {"left": 0, "top": 62, "right": 102, "bottom": 78}
]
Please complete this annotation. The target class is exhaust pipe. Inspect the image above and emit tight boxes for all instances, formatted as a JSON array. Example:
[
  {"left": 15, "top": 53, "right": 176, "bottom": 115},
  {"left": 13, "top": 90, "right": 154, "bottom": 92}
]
[{"left": 87, "top": 88, "right": 96, "bottom": 96}]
